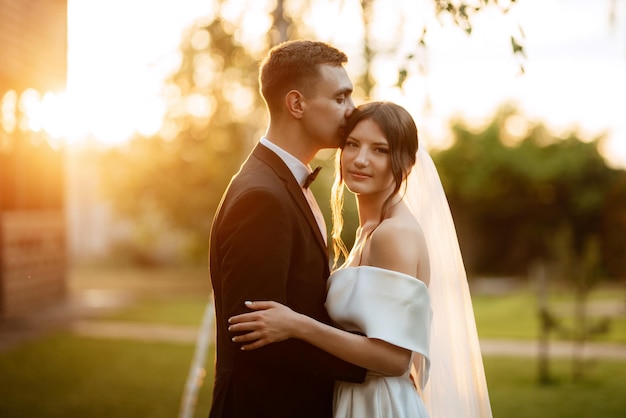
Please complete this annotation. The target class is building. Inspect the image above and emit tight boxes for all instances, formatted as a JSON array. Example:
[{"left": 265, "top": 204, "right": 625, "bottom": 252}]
[{"left": 0, "top": 0, "right": 68, "bottom": 318}]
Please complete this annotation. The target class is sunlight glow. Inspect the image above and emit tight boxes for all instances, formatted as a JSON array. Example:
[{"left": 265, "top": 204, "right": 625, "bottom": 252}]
[
  {"left": 193, "top": 53, "right": 217, "bottom": 88},
  {"left": 1, "top": 90, "right": 18, "bottom": 134},
  {"left": 18, "top": 89, "right": 42, "bottom": 132},
  {"left": 222, "top": 0, "right": 273, "bottom": 55},
  {"left": 186, "top": 94, "right": 214, "bottom": 119},
  {"left": 40, "top": 92, "right": 66, "bottom": 139},
  {"left": 223, "top": 82, "right": 255, "bottom": 120},
  {"left": 59, "top": 0, "right": 214, "bottom": 146},
  {"left": 11, "top": 0, "right": 622, "bottom": 168}
]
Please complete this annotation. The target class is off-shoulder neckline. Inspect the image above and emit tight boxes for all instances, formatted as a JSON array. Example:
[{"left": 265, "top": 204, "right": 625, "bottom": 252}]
[{"left": 333, "top": 265, "right": 428, "bottom": 289}]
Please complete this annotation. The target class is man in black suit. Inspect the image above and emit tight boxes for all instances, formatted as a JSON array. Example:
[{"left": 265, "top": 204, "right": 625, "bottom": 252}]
[{"left": 208, "top": 40, "right": 366, "bottom": 418}]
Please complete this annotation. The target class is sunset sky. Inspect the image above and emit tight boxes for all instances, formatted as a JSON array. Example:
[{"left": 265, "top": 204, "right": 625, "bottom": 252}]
[{"left": 60, "top": 0, "right": 626, "bottom": 167}]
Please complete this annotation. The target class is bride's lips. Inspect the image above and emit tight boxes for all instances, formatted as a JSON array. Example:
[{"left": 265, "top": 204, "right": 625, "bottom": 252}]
[{"left": 347, "top": 170, "right": 371, "bottom": 180}]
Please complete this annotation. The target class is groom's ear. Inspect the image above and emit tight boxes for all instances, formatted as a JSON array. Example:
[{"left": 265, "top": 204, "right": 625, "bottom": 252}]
[{"left": 285, "top": 90, "right": 304, "bottom": 119}]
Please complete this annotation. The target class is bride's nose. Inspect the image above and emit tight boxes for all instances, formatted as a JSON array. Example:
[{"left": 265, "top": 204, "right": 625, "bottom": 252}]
[{"left": 354, "top": 149, "right": 369, "bottom": 167}]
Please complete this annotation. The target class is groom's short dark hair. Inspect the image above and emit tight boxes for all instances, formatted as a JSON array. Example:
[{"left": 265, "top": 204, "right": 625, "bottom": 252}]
[{"left": 259, "top": 40, "right": 348, "bottom": 114}]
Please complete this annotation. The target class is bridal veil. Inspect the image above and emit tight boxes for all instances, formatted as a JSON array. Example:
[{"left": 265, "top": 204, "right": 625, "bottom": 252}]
[{"left": 406, "top": 148, "right": 492, "bottom": 418}]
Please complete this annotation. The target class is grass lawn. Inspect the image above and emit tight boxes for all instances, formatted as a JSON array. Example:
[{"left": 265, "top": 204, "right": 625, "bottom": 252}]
[
  {"left": 1, "top": 332, "right": 625, "bottom": 418},
  {"left": 485, "top": 356, "right": 626, "bottom": 418},
  {"left": 0, "top": 333, "right": 215, "bottom": 418},
  {"left": 104, "top": 286, "right": 626, "bottom": 343},
  {"left": 1, "top": 266, "right": 623, "bottom": 417},
  {"left": 100, "top": 294, "right": 211, "bottom": 326},
  {"left": 472, "top": 286, "right": 626, "bottom": 343},
  {"left": 71, "top": 265, "right": 626, "bottom": 342}
]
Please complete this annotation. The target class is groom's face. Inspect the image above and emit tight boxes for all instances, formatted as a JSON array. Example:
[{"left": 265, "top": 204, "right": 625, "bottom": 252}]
[{"left": 300, "top": 64, "right": 355, "bottom": 149}]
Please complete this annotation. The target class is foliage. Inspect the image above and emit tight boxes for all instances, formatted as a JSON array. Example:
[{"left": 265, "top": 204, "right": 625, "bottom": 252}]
[
  {"left": 434, "top": 107, "right": 626, "bottom": 277},
  {"left": 392, "top": 0, "right": 526, "bottom": 88},
  {"left": 99, "top": 0, "right": 527, "bottom": 263},
  {"left": 100, "top": 17, "right": 265, "bottom": 262},
  {"left": 550, "top": 229, "right": 611, "bottom": 380}
]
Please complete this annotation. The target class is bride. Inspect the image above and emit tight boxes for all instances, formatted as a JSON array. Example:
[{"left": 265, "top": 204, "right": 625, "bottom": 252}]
[{"left": 228, "top": 101, "right": 492, "bottom": 418}]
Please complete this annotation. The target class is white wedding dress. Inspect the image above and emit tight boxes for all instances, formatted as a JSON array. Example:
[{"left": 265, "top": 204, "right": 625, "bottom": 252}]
[
  {"left": 180, "top": 150, "right": 490, "bottom": 418},
  {"left": 325, "top": 265, "right": 432, "bottom": 418}
]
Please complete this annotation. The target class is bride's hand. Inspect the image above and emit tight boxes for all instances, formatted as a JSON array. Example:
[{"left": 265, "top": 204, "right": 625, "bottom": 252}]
[{"left": 228, "top": 301, "right": 300, "bottom": 350}]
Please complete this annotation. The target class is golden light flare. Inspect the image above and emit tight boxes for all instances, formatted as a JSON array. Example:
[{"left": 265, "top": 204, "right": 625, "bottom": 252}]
[
  {"left": 2, "top": 0, "right": 624, "bottom": 169},
  {"left": 1, "top": 87, "right": 164, "bottom": 146},
  {"left": 1, "top": 90, "right": 18, "bottom": 134}
]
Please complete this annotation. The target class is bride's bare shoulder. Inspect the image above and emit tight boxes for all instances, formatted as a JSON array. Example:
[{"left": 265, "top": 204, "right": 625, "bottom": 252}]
[{"left": 367, "top": 215, "right": 428, "bottom": 281}]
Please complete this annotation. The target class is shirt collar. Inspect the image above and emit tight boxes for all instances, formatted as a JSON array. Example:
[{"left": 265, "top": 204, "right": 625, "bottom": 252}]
[{"left": 260, "top": 137, "right": 312, "bottom": 188}]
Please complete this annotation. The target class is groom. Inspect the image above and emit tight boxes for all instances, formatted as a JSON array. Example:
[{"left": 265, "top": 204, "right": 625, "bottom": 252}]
[{"left": 208, "top": 40, "right": 366, "bottom": 418}]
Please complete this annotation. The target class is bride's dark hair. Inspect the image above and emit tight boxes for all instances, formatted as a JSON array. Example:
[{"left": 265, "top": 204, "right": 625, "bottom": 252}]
[{"left": 331, "top": 101, "right": 419, "bottom": 267}]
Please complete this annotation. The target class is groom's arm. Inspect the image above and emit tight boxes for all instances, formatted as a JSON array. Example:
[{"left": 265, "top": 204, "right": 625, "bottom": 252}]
[{"left": 216, "top": 187, "right": 366, "bottom": 383}]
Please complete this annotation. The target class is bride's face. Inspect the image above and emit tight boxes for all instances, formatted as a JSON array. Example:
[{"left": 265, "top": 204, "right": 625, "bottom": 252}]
[{"left": 341, "top": 118, "right": 395, "bottom": 196}]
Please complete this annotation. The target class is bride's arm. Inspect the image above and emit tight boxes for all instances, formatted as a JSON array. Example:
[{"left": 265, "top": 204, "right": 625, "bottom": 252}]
[
  {"left": 228, "top": 300, "right": 411, "bottom": 376},
  {"left": 230, "top": 220, "right": 427, "bottom": 376}
]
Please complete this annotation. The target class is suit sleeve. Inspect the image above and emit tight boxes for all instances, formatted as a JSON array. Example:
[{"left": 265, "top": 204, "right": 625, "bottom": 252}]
[{"left": 215, "top": 187, "right": 365, "bottom": 383}]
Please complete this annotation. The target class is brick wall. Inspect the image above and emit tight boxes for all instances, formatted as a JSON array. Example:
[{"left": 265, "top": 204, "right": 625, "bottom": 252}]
[
  {"left": 0, "top": 210, "right": 66, "bottom": 318},
  {"left": 0, "top": 0, "right": 67, "bottom": 93},
  {"left": 0, "top": 0, "right": 68, "bottom": 318}
]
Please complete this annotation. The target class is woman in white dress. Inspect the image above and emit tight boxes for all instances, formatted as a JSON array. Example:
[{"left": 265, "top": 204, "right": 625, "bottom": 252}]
[{"left": 228, "top": 102, "right": 492, "bottom": 418}]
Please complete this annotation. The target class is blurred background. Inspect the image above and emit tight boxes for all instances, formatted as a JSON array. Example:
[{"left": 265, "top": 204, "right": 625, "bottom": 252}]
[{"left": 1, "top": 0, "right": 625, "bottom": 417}]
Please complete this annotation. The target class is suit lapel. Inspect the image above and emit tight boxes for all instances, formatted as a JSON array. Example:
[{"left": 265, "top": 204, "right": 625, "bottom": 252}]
[{"left": 252, "top": 144, "right": 329, "bottom": 260}]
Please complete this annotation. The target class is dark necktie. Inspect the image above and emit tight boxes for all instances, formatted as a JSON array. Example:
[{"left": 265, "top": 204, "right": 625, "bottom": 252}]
[{"left": 303, "top": 166, "right": 322, "bottom": 189}]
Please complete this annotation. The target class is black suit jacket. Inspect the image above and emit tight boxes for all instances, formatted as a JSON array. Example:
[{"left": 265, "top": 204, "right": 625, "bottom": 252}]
[{"left": 208, "top": 143, "right": 366, "bottom": 418}]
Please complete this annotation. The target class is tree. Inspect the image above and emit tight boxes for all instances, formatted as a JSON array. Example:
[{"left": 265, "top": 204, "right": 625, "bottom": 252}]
[
  {"left": 100, "top": 0, "right": 527, "bottom": 263},
  {"left": 434, "top": 106, "right": 626, "bottom": 278},
  {"left": 100, "top": 16, "right": 265, "bottom": 262}
]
